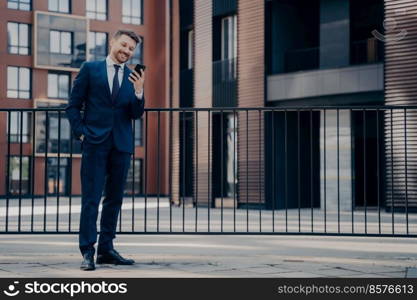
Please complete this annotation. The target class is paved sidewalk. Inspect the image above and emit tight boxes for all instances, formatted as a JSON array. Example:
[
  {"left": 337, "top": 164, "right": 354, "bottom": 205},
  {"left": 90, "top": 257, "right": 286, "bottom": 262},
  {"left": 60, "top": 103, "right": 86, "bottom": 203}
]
[{"left": 0, "top": 234, "right": 416, "bottom": 278}]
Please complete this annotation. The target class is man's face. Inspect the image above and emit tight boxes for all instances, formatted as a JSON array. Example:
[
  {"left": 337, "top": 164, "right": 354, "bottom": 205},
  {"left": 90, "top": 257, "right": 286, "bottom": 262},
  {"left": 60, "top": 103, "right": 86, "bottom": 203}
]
[{"left": 110, "top": 34, "right": 137, "bottom": 64}]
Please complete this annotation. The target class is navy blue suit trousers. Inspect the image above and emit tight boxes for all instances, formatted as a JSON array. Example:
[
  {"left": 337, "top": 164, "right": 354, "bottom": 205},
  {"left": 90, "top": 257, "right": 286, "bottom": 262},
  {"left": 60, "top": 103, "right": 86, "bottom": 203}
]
[{"left": 79, "top": 132, "right": 131, "bottom": 255}]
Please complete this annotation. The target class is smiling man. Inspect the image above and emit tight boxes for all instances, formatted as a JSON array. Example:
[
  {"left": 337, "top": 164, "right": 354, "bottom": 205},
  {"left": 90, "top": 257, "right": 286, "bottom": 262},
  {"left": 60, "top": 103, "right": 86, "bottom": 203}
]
[{"left": 65, "top": 29, "right": 145, "bottom": 271}]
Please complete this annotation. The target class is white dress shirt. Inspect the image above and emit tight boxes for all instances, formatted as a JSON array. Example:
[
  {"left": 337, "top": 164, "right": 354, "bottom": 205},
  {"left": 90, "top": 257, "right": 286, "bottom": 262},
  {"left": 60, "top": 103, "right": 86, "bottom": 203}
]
[{"left": 105, "top": 55, "right": 144, "bottom": 99}]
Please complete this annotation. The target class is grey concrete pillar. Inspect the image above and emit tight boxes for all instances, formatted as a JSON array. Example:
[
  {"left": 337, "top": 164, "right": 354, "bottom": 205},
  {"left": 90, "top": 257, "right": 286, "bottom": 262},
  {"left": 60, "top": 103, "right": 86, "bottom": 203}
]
[{"left": 320, "top": 109, "right": 352, "bottom": 211}]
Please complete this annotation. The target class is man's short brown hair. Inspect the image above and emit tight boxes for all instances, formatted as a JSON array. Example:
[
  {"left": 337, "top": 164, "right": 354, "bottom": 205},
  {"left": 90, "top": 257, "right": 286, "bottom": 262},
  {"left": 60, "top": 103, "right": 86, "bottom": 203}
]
[{"left": 113, "top": 29, "right": 141, "bottom": 44}]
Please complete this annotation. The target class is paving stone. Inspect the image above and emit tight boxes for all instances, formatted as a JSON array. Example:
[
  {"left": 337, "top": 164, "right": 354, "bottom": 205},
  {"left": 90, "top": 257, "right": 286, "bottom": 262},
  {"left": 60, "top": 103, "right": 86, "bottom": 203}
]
[
  {"left": 406, "top": 268, "right": 417, "bottom": 278},
  {"left": 273, "top": 272, "right": 324, "bottom": 278},
  {"left": 308, "top": 268, "right": 364, "bottom": 277},
  {"left": 0, "top": 235, "right": 417, "bottom": 278}
]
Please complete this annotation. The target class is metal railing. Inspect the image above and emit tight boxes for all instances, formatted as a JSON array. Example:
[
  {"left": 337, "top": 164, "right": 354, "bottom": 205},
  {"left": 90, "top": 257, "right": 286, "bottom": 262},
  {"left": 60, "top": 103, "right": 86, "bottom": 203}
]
[
  {"left": 284, "top": 47, "right": 319, "bottom": 73},
  {"left": 279, "top": 39, "right": 384, "bottom": 74},
  {"left": 0, "top": 106, "right": 416, "bottom": 237}
]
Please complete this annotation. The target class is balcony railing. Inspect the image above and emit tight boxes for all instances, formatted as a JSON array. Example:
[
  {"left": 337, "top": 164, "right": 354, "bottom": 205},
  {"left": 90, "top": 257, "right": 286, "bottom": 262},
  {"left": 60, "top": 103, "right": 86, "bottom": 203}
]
[
  {"left": 279, "top": 39, "right": 384, "bottom": 74},
  {"left": 0, "top": 106, "right": 416, "bottom": 237},
  {"left": 284, "top": 47, "right": 320, "bottom": 73}
]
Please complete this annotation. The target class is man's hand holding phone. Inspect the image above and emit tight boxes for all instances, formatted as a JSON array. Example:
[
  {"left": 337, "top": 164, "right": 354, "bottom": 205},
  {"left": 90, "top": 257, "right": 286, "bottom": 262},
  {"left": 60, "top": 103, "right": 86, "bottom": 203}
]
[{"left": 129, "top": 64, "right": 146, "bottom": 94}]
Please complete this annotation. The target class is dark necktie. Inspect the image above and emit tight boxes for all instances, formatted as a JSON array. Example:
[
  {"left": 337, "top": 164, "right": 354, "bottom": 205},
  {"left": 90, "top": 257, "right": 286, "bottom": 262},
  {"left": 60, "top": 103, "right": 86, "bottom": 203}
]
[{"left": 111, "top": 64, "right": 121, "bottom": 102}]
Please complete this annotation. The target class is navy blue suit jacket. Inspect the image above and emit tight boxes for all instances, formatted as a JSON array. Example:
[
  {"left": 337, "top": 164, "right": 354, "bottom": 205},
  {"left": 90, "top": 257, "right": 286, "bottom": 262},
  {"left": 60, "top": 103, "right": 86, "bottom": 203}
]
[{"left": 65, "top": 60, "right": 145, "bottom": 154}]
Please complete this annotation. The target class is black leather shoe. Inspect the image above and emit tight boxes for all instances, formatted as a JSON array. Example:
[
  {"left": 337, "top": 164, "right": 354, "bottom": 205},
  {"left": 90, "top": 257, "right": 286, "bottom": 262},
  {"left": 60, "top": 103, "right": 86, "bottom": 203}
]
[
  {"left": 96, "top": 249, "right": 135, "bottom": 265},
  {"left": 80, "top": 253, "right": 95, "bottom": 271}
]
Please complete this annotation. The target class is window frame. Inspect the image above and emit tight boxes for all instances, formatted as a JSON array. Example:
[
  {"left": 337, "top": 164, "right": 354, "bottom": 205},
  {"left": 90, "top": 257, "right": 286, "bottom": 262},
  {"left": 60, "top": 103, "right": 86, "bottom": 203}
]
[
  {"left": 8, "top": 155, "right": 31, "bottom": 196},
  {"left": 86, "top": 0, "right": 108, "bottom": 21},
  {"left": 49, "top": 30, "right": 73, "bottom": 55},
  {"left": 48, "top": 0, "right": 71, "bottom": 14},
  {"left": 7, "top": 111, "right": 31, "bottom": 143},
  {"left": 7, "top": 0, "right": 31, "bottom": 11},
  {"left": 87, "top": 31, "right": 108, "bottom": 61},
  {"left": 47, "top": 71, "right": 71, "bottom": 99},
  {"left": 34, "top": 100, "right": 79, "bottom": 156},
  {"left": 122, "top": 0, "right": 143, "bottom": 25},
  {"left": 221, "top": 15, "right": 237, "bottom": 61},
  {"left": 7, "top": 22, "right": 31, "bottom": 55},
  {"left": 7, "top": 66, "right": 32, "bottom": 99},
  {"left": 187, "top": 29, "right": 194, "bottom": 70}
]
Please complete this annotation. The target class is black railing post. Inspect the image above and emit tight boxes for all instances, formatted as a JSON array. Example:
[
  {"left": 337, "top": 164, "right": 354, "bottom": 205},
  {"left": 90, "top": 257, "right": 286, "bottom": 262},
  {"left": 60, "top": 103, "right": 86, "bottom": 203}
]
[
  {"left": 31, "top": 111, "right": 36, "bottom": 232},
  {"left": 18, "top": 110, "right": 23, "bottom": 232},
  {"left": 376, "top": 108, "right": 381, "bottom": 235},
  {"left": 132, "top": 118, "right": 136, "bottom": 232},
  {"left": 363, "top": 109, "right": 367, "bottom": 235},
  {"left": 337, "top": 108, "right": 340, "bottom": 234},
  {"left": 157, "top": 110, "right": 161, "bottom": 232},
  {"left": 194, "top": 110, "right": 198, "bottom": 232},
  {"left": 297, "top": 109, "right": 301, "bottom": 233},
  {"left": 43, "top": 111, "right": 49, "bottom": 232},
  {"left": 5, "top": 111, "right": 11, "bottom": 232},
  {"left": 324, "top": 108, "right": 327, "bottom": 233},
  {"left": 220, "top": 109, "right": 224, "bottom": 232},
  {"left": 57, "top": 111, "right": 62, "bottom": 232},
  {"left": 404, "top": 108, "right": 409, "bottom": 235},
  {"left": 69, "top": 119, "right": 73, "bottom": 232},
  {"left": 144, "top": 111, "right": 148, "bottom": 232}
]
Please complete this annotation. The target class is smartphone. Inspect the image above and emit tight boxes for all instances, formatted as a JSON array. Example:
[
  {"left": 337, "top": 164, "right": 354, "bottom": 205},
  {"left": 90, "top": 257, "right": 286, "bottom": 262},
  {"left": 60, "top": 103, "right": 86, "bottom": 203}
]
[{"left": 134, "top": 64, "right": 146, "bottom": 76}]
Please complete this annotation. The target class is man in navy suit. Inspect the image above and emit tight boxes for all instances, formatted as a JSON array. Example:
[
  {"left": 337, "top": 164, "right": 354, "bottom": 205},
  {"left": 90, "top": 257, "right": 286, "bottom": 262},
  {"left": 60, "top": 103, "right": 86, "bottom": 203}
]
[{"left": 66, "top": 29, "right": 145, "bottom": 271}]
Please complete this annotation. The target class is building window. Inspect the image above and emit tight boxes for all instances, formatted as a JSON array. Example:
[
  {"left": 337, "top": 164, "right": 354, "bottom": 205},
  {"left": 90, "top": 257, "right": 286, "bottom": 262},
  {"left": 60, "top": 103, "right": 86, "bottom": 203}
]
[
  {"left": 47, "top": 158, "right": 69, "bottom": 195},
  {"left": 221, "top": 15, "right": 237, "bottom": 60},
  {"left": 127, "top": 39, "right": 143, "bottom": 65},
  {"left": 88, "top": 31, "right": 108, "bottom": 61},
  {"left": 7, "top": 22, "right": 31, "bottom": 55},
  {"left": 48, "top": 0, "right": 70, "bottom": 13},
  {"left": 134, "top": 118, "right": 143, "bottom": 146},
  {"left": 7, "top": 112, "right": 31, "bottom": 143},
  {"left": 221, "top": 15, "right": 237, "bottom": 80},
  {"left": 35, "top": 101, "right": 80, "bottom": 155},
  {"left": 8, "top": 156, "right": 31, "bottom": 195},
  {"left": 122, "top": 0, "right": 143, "bottom": 25},
  {"left": 267, "top": 0, "right": 319, "bottom": 74},
  {"left": 188, "top": 30, "right": 194, "bottom": 69},
  {"left": 50, "top": 30, "right": 72, "bottom": 54},
  {"left": 350, "top": 0, "right": 384, "bottom": 65},
  {"left": 7, "top": 0, "right": 31, "bottom": 11},
  {"left": 86, "top": 0, "right": 107, "bottom": 20},
  {"left": 7, "top": 66, "right": 31, "bottom": 99},
  {"left": 126, "top": 159, "right": 143, "bottom": 195},
  {"left": 48, "top": 72, "right": 70, "bottom": 99}
]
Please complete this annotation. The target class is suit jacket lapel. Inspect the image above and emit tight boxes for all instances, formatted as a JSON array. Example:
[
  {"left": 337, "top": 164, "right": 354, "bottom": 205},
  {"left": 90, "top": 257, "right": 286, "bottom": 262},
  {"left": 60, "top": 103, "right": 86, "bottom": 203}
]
[
  {"left": 101, "top": 60, "right": 112, "bottom": 100},
  {"left": 120, "top": 66, "right": 131, "bottom": 94},
  {"left": 114, "top": 66, "right": 131, "bottom": 101}
]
